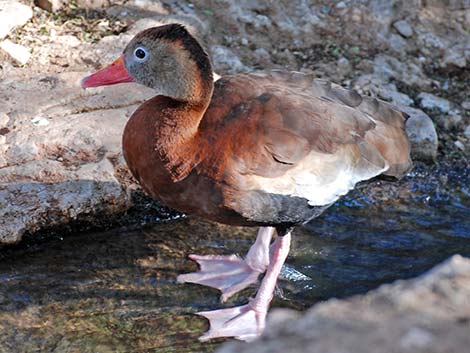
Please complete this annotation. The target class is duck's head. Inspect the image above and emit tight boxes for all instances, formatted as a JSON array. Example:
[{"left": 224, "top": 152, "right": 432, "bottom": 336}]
[{"left": 81, "top": 24, "right": 213, "bottom": 102}]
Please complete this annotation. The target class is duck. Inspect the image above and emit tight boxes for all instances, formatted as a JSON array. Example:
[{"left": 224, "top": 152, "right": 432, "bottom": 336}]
[{"left": 81, "top": 24, "right": 412, "bottom": 342}]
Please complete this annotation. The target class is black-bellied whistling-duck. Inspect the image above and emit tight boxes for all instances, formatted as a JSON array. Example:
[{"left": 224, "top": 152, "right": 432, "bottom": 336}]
[{"left": 81, "top": 24, "right": 412, "bottom": 341}]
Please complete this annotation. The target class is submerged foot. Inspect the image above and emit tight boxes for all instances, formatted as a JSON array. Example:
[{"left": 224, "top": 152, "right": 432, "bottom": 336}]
[
  {"left": 178, "top": 227, "right": 275, "bottom": 302},
  {"left": 197, "top": 301, "right": 266, "bottom": 342},
  {"left": 177, "top": 254, "right": 263, "bottom": 302}
]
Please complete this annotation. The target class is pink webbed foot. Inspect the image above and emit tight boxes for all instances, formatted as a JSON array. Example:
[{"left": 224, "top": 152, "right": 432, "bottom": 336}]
[
  {"left": 177, "top": 254, "right": 263, "bottom": 302},
  {"left": 177, "top": 227, "right": 275, "bottom": 302},
  {"left": 195, "top": 231, "right": 292, "bottom": 342},
  {"left": 197, "top": 302, "right": 266, "bottom": 342}
]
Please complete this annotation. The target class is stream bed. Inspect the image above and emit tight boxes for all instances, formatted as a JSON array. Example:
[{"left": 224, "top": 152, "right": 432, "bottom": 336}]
[{"left": 1, "top": 164, "right": 469, "bottom": 353}]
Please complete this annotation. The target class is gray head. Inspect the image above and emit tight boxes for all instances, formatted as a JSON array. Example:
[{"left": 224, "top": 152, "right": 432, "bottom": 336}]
[{"left": 82, "top": 24, "right": 213, "bottom": 103}]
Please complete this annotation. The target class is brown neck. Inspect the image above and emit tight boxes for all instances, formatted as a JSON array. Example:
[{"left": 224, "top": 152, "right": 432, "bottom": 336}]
[{"left": 154, "top": 73, "right": 213, "bottom": 182}]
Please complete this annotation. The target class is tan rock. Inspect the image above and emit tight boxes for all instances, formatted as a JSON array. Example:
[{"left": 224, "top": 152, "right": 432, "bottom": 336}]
[
  {"left": 0, "top": 40, "right": 31, "bottom": 65},
  {"left": 217, "top": 255, "right": 470, "bottom": 353},
  {"left": 0, "top": 71, "right": 155, "bottom": 243},
  {"left": 0, "top": 1, "right": 33, "bottom": 40}
]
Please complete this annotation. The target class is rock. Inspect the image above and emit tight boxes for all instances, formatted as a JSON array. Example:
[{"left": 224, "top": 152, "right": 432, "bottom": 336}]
[
  {"left": 387, "top": 90, "right": 414, "bottom": 107},
  {"left": 0, "top": 71, "right": 155, "bottom": 243},
  {"left": 354, "top": 77, "right": 414, "bottom": 107},
  {"left": 375, "top": 83, "right": 414, "bottom": 107},
  {"left": 34, "top": 0, "right": 66, "bottom": 12},
  {"left": 51, "top": 35, "right": 81, "bottom": 47},
  {"left": 464, "top": 125, "right": 470, "bottom": 139},
  {"left": 216, "top": 255, "right": 470, "bottom": 353},
  {"left": 393, "top": 20, "right": 413, "bottom": 38},
  {"left": 253, "top": 47, "right": 271, "bottom": 65},
  {"left": 401, "top": 106, "right": 438, "bottom": 162},
  {"left": 441, "top": 44, "right": 467, "bottom": 69},
  {"left": 418, "top": 92, "right": 452, "bottom": 113},
  {"left": 0, "top": 40, "right": 30, "bottom": 65},
  {"left": 0, "top": 112, "right": 10, "bottom": 126},
  {"left": 336, "top": 57, "right": 351, "bottom": 75},
  {"left": 128, "top": 14, "right": 208, "bottom": 45},
  {"left": 131, "top": 0, "right": 167, "bottom": 12},
  {"left": 75, "top": 0, "right": 110, "bottom": 9},
  {"left": 443, "top": 111, "right": 463, "bottom": 130},
  {"left": 0, "top": 1, "right": 33, "bottom": 40},
  {"left": 211, "top": 45, "right": 248, "bottom": 74},
  {"left": 454, "top": 140, "right": 465, "bottom": 151},
  {"left": 388, "top": 33, "right": 408, "bottom": 52},
  {"left": 373, "top": 55, "right": 429, "bottom": 87},
  {"left": 35, "top": 0, "right": 110, "bottom": 11},
  {"left": 462, "top": 101, "right": 470, "bottom": 110},
  {"left": 425, "top": 0, "right": 470, "bottom": 10}
]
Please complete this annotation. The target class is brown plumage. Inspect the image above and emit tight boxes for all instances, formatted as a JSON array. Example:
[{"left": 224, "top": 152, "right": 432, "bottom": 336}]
[
  {"left": 82, "top": 23, "right": 412, "bottom": 341},
  {"left": 123, "top": 69, "right": 411, "bottom": 226}
]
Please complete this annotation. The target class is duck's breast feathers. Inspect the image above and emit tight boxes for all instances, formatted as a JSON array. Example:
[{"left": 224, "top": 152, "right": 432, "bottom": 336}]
[{"left": 200, "top": 71, "right": 411, "bottom": 208}]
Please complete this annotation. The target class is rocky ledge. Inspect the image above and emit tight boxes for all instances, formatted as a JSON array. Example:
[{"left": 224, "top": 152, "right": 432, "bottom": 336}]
[{"left": 217, "top": 255, "right": 470, "bottom": 353}]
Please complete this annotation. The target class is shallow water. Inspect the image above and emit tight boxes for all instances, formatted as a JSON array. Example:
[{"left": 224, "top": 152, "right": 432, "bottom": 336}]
[{"left": 1, "top": 165, "right": 469, "bottom": 352}]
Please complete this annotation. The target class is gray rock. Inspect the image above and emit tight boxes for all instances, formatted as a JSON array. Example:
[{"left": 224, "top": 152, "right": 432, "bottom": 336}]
[
  {"left": 216, "top": 255, "right": 470, "bottom": 353},
  {"left": 418, "top": 92, "right": 452, "bottom": 113},
  {"left": 402, "top": 106, "right": 439, "bottom": 162},
  {"left": 376, "top": 83, "right": 414, "bottom": 107},
  {"left": 388, "top": 90, "right": 414, "bottom": 107},
  {"left": 0, "top": 1, "right": 33, "bottom": 40},
  {"left": 211, "top": 45, "right": 248, "bottom": 74},
  {"left": 253, "top": 47, "right": 271, "bottom": 65},
  {"left": 454, "top": 140, "right": 465, "bottom": 151},
  {"left": 0, "top": 71, "right": 155, "bottom": 243},
  {"left": 353, "top": 77, "right": 414, "bottom": 107},
  {"left": 464, "top": 125, "right": 470, "bottom": 138},
  {"left": 462, "top": 100, "right": 470, "bottom": 110},
  {"left": 388, "top": 33, "right": 409, "bottom": 52},
  {"left": 393, "top": 20, "right": 413, "bottom": 38},
  {"left": 443, "top": 111, "right": 463, "bottom": 130},
  {"left": 441, "top": 44, "right": 467, "bottom": 68},
  {"left": 373, "top": 55, "right": 429, "bottom": 87},
  {"left": 337, "top": 57, "right": 350, "bottom": 71},
  {"left": 425, "top": 0, "right": 470, "bottom": 10}
]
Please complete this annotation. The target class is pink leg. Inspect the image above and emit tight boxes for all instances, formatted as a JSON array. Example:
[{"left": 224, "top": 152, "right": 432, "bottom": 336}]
[
  {"left": 197, "top": 231, "right": 291, "bottom": 342},
  {"left": 177, "top": 227, "right": 274, "bottom": 302}
]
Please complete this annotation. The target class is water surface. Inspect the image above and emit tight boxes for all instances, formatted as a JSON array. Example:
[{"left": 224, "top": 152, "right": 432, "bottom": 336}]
[{"left": 1, "top": 164, "right": 469, "bottom": 352}]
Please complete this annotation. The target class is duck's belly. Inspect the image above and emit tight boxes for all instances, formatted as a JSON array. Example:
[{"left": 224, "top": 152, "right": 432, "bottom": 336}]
[
  {"left": 145, "top": 170, "right": 331, "bottom": 227},
  {"left": 126, "top": 152, "right": 330, "bottom": 227}
]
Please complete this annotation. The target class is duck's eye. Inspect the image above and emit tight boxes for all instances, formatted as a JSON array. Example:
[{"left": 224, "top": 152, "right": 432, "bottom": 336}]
[{"left": 134, "top": 47, "right": 148, "bottom": 61}]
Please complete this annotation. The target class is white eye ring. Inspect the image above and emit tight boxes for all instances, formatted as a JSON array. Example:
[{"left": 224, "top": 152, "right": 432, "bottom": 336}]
[{"left": 133, "top": 46, "right": 148, "bottom": 62}]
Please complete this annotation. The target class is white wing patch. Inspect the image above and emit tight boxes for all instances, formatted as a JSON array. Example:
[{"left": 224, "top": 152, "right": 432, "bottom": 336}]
[{"left": 247, "top": 144, "right": 389, "bottom": 206}]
